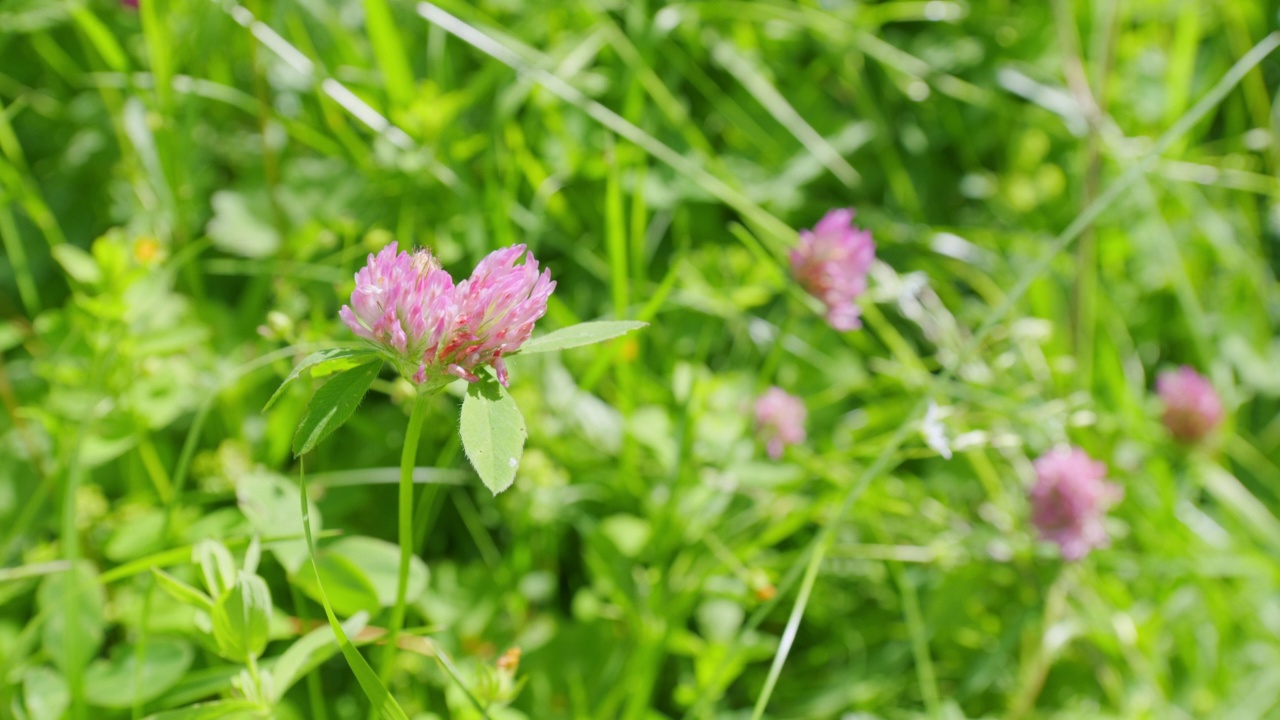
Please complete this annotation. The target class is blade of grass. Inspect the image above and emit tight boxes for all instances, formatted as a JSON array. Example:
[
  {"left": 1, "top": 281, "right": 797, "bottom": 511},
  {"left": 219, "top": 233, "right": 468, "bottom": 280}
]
[
  {"left": 0, "top": 202, "right": 39, "bottom": 315},
  {"left": 0, "top": 561, "right": 71, "bottom": 584},
  {"left": 362, "top": 0, "right": 415, "bottom": 108},
  {"left": 287, "top": 582, "right": 330, "bottom": 720},
  {"left": 69, "top": 7, "right": 130, "bottom": 73},
  {"left": 604, "top": 135, "right": 640, "bottom": 492},
  {"left": 137, "top": 0, "right": 189, "bottom": 247},
  {"left": 60, "top": 421, "right": 87, "bottom": 720},
  {"left": 0, "top": 101, "right": 67, "bottom": 249},
  {"left": 298, "top": 462, "right": 411, "bottom": 720},
  {"left": 892, "top": 562, "right": 940, "bottom": 718},
  {"left": 594, "top": 19, "right": 717, "bottom": 159},
  {"left": 710, "top": 41, "right": 859, "bottom": 187},
  {"left": 1052, "top": 0, "right": 1104, "bottom": 393}
]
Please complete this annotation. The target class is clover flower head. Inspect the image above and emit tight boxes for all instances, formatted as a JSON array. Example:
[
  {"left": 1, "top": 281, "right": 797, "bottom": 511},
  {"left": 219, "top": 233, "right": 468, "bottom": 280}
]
[
  {"left": 1156, "top": 366, "right": 1223, "bottom": 444},
  {"left": 444, "top": 244, "right": 556, "bottom": 387},
  {"left": 754, "top": 387, "right": 807, "bottom": 460},
  {"left": 790, "top": 208, "right": 876, "bottom": 331},
  {"left": 340, "top": 242, "right": 554, "bottom": 389},
  {"left": 1029, "top": 447, "right": 1120, "bottom": 561}
]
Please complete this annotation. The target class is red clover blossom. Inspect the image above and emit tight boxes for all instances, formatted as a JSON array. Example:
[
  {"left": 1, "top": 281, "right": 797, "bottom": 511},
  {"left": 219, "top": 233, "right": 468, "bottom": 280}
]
[
  {"left": 790, "top": 208, "right": 876, "bottom": 331},
  {"left": 340, "top": 242, "right": 554, "bottom": 389},
  {"left": 1029, "top": 447, "right": 1120, "bottom": 561},
  {"left": 754, "top": 387, "right": 807, "bottom": 460},
  {"left": 1156, "top": 366, "right": 1223, "bottom": 444}
]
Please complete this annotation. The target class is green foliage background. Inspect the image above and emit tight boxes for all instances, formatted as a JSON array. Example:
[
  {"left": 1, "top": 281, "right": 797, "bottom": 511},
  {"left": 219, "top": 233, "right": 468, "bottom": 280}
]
[{"left": 2, "top": 0, "right": 1280, "bottom": 718}]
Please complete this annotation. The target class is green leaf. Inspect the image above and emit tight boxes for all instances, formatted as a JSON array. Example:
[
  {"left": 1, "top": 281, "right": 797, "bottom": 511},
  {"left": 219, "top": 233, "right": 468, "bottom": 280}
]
[
  {"left": 243, "top": 536, "right": 261, "bottom": 576},
  {"left": 211, "top": 572, "right": 273, "bottom": 663},
  {"left": 518, "top": 320, "right": 648, "bottom": 354},
  {"left": 105, "top": 509, "right": 168, "bottom": 561},
  {"left": 22, "top": 667, "right": 69, "bottom": 720},
  {"left": 460, "top": 373, "right": 528, "bottom": 495},
  {"left": 148, "top": 666, "right": 245, "bottom": 711},
  {"left": 297, "top": 468, "right": 411, "bottom": 720},
  {"left": 292, "top": 360, "right": 382, "bottom": 457},
  {"left": 37, "top": 562, "right": 104, "bottom": 676},
  {"left": 294, "top": 551, "right": 381, "bottom": 618},
  {"left": 51, "top": 244, "right": 102, "bottom": 285},
  {"left": 206, "top": 190, "right": 280, "bottom": 259},
  {"left": 142, "top": 699, "right": 267, "bottom": 720},
  {"left": 0, "top": 320, "right": 21, "bottom": 353},
  {"left": 326, "top": 536, "right": 429, "bottom": 607},
  {"left": 599, "top": 514, "right": 652, "bottom": 559},
  {"left": 84, "top": 639, "right": 195, "bottom": 708},
  {"left": 237, "top": 471, "right": 323, "bottom": 574},
  {"left": 192, "top": 540, "right": 237, "bottom": 599},
  {"left": 264, "top": 347, "right": 379, "bottom": 411},
  {"left": 152, "top": 568, "right": 214, "bottom": 612},
  {"left": 270, "top": 613, "right": 369, "bottom": 700}
]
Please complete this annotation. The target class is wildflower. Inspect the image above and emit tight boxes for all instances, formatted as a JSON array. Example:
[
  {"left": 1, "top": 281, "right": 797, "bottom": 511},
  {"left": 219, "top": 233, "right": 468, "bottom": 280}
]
[
  {"left": 790, "top": 208, "right": 876, "bottom": 331},
  {"left": 448, "top": 244, "right": 556, "bottom": 387},
  {"left": 754, "top": 387, "right": 807, "bottom": 460},
  {"left": 1029, "top": 447, "right": 1120, "bottom": 561},
  {"left": 340, "top": 242, "right": 554, "bottom": 388},
  {"left": 921, "top": 401, "right": 952, "bottom": 459},
  {"left": 1156, "top": 366, "right": 1223, "bottom": 444}
]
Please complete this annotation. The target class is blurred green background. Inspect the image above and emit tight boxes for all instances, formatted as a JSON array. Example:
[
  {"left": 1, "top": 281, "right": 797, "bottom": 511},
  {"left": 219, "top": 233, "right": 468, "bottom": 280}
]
[{"left": 3, "top": 0, "right": 1280, "bottom": 718}]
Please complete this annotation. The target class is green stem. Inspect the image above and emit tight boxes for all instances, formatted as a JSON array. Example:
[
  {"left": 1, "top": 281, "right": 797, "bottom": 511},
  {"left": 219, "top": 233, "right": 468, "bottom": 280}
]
[
  {"left": 61, "top": 422, "right": 86, "bottom": 720},
  {"left": 758, "top": 300, "right": 795, "bottom": 386},
  {"left": 892, "top": 562, "right": 940, "bottom": 718},
  {"left": 377, "top": 390, "right": 432, "bottom": 688},
  {"left": 246, "top": 655, "right": 265, "bottom": 702},
  {"left": 1007, "top": 569, "right": 1071, "bottom": 720}
]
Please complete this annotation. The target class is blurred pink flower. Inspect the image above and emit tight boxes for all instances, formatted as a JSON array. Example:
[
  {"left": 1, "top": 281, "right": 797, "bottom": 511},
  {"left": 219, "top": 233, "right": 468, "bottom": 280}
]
[
  {"left": 1029, "top": 447, "right": 1120, "bottom": 561},
  {"left": 790, "top": 208, "right": 876, "bottom": 331},
  {"left": 754, "top": 387, "right": 807, "bottom": 460},
  {"left": 1156, "top": 366, "right": 1223, "bottom": 444},
  {"left": 340, "top": 242, "right": 553, "bottom": 388}
]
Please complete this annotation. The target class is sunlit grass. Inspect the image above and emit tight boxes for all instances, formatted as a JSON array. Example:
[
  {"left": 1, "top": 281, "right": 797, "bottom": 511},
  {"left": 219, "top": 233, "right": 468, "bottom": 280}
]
[{"left": 1, "top": 0, "right": 1279, "bottom": 718}]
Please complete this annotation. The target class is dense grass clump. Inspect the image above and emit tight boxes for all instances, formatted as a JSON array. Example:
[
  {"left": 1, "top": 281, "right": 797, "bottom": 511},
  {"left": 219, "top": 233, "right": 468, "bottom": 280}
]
[{"left": 2, "top": 0, "right": 1280, "bottom": 718}]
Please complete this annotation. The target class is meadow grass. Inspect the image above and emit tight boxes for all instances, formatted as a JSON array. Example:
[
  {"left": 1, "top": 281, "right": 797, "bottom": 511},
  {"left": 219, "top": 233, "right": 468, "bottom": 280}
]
[{"left": 2, "top": 0, "right": 1280, "bottom": 718}]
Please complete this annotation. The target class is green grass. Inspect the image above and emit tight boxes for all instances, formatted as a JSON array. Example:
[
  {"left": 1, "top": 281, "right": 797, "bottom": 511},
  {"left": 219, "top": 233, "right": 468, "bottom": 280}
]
[{"left": 3, "top": 0, "right": 1280, "bottom": 718}]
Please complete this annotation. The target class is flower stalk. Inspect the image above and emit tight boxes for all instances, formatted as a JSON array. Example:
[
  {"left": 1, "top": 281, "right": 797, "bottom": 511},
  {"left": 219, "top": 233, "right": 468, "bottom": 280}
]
[{"left": 378, "top": 387, "right": 432, "bottom": 684}]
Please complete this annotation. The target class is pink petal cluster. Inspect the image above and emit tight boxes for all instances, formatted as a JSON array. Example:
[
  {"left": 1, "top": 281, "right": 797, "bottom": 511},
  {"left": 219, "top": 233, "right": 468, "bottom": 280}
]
[
  {"left": 790, "top": 208, "right": 876, "bottom": 331},
  {"left": 340, "top": 242, "right": 554, "bottom": 388},
  {"left": 1029, "top": 447, "right": 1121, "bottom": 561},
  {"left": 754, "top": 387, "right": 807, "bottom": 460},
  {"left": 1156, "top": 366, "right": 1223, "bottom": 444}
]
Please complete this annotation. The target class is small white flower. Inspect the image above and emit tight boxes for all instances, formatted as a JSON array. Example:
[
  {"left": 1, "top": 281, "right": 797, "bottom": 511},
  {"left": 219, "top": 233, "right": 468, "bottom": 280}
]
[{"left": 921, "top": 401, "right": 952, "bottom": 460}]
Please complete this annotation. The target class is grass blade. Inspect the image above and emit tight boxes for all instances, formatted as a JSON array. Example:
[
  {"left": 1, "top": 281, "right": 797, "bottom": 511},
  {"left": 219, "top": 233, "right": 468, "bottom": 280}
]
[
  {"left": 298, "top": 463, "right": 411, "bottom": 720},
  {"left": 710, "top": 41, "right": 859, "bottom": 187},
  {"left": 362, "top": 0, "right": 415, "bottom": 108}
]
